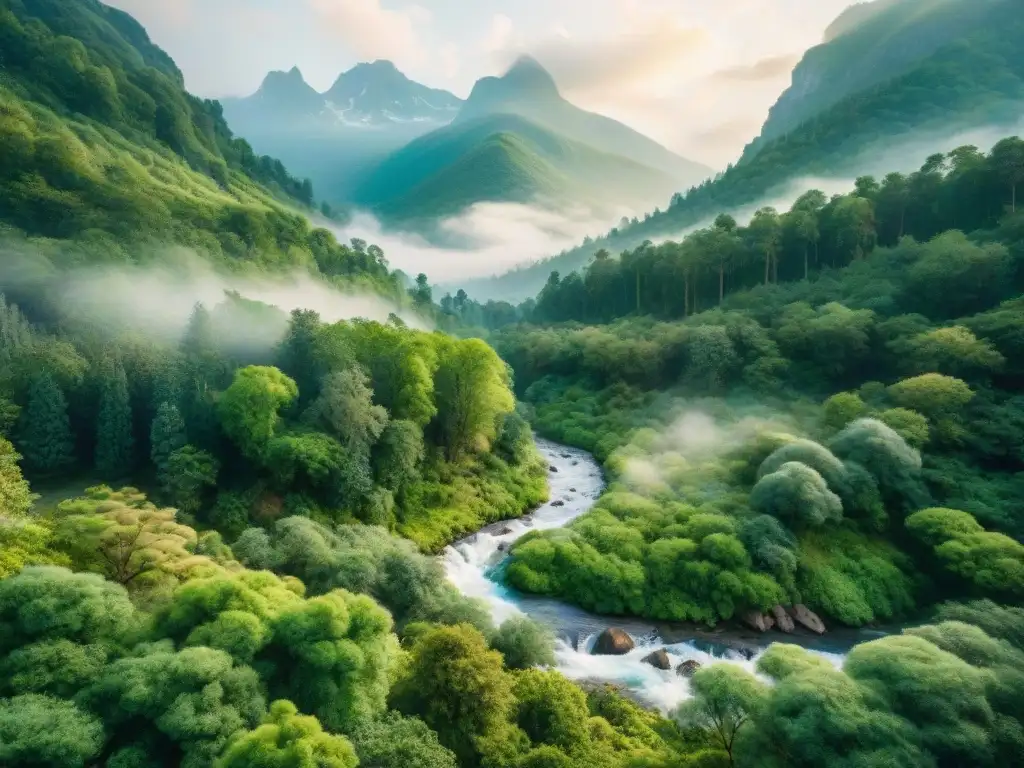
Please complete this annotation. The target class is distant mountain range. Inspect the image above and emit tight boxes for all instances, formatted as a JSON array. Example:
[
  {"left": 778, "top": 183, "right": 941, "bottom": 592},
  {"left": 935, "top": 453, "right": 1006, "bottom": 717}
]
[
  {"left": 464, "top": 0, "right": 1024, "bottom": 303},
  {"left": 351, "top": 57, "right": 708, "bottom": 222},
  {"left": 222, "top": 56, "right": 710, "bottom": 224},
  {"left": 221, "top": 62, "right": 463, "bottom": 202}
]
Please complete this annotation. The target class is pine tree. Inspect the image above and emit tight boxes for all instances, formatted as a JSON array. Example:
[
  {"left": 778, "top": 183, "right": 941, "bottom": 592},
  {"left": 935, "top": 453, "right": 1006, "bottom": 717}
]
[
  {"left": 150, "top": 401, "right": 186, "bottom": 475},
  {"left": 95, "top": 359, "right": 134, "bottom": 479},
  {"left": 18, "top": 373, "right": 75, "bottom": 476}
]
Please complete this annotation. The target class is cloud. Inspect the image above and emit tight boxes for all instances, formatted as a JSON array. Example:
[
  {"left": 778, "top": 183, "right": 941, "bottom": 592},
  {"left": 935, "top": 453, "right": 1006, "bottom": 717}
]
[
  {"left": 516, "top": 19, "right": 708, "bottom": 96},
  {"left": 709, "top": 54, "right": 800, "bottom": 83},
  {"left": 328, "top": 202, "right": 633, "bottom": 286},
  {"left": 309, "top": 0, "right": 431, "bottom": 67}
]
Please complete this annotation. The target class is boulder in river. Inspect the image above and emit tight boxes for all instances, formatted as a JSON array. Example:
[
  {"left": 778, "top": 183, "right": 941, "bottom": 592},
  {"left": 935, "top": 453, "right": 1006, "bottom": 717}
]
[
  {"left": 497, "top": 542, "right": 510, "bottom": 553},
  {"left": 676, "top": 660, "right": 702, "bottom": 678},
  {"left": 742, "top": 611, "right": 775, "bottom": 633},
  {"left": 772, "top": 605, "right": 796, "bottom": 633},
  {"left": 498, "top": 527, "right": 514, "bottom": 536},
  {"left": 789, "top": 604, "right": 827, "bottom": 635},
  {"left": 642, "top": 648, "right": 672, "bottom": 670},
  {"left": 593, "top": 628, "right": 635, "bottom": 655},
  {"left": 549, "top": 465, "right": 559, "bottom": 473},
  {"left": 569, "top": 487, "right": 577, "bottom": 492},
  {"left": 551, "top": 500, "right": 565, "bottom": 507}
]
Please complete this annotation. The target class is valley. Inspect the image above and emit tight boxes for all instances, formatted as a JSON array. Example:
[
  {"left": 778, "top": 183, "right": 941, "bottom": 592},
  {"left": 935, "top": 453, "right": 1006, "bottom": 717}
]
[{"left": 1, "top": 0, "right": 1023, "bottom": 767}]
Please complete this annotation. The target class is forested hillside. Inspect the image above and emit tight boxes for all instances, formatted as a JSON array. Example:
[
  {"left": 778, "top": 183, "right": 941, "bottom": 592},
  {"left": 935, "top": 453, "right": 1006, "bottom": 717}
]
[
  {"left": 0, "top": 0, "right": 397, "bottom": 295},
  {"left": 464, "top": 0, "right": 1023, "bottom": 302},
  {"left": 470, "top": 135, "right": 1024, "bottom": 629}
]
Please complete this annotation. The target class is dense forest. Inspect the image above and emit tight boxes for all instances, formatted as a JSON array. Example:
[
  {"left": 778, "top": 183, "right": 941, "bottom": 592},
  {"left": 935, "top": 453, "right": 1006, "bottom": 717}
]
[
  {"left": 479, "top": 136, "right": 1024, "bottom": 624},
  {"left": 461, "top": 0, "right": 1024, "bottom": 302},
  {"left": 2, "top": 0, "right": 1024, "bottom": 766},
  {"left": 0, "top": 0, "right": 400, "bottom": 297}
]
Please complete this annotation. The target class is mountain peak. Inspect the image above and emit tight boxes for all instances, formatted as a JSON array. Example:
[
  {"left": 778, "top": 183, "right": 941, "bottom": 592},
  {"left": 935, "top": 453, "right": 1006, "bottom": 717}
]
[{"left": 503, "top": 55, "right": 559, "bottom": 93}]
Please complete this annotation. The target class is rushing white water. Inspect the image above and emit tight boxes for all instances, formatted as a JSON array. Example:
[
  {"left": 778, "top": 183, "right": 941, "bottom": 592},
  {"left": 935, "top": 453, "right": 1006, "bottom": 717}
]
[{"left": 443, "top": 438, "right": 847, "bottom": 713}]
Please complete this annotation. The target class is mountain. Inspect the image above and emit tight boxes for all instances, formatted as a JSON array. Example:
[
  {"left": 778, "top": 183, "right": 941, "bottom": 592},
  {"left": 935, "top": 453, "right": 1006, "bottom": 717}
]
[
  {"left": 458, "top": 57, "right": 710, "bottom": 184},
  {"left": 0, "top": 0, "right": 396, "bottom": 296},
  {"left": 221, "top": 62, "right": 462, "bottom": 204},
  {"left": 322, "top": 60, "right": 462, "bottom": 126},
  {"left": 462, "top": 0, "right": 1024, "bottom": 302},
  {"left": 351, "top": 58, "right": 707, "bottom": 222},
  {"left": 748, "top": 0, "right": 1006, "bottom": 154},
  {"left": 353, "top": 114, "right": 681, "bottom": 221}
]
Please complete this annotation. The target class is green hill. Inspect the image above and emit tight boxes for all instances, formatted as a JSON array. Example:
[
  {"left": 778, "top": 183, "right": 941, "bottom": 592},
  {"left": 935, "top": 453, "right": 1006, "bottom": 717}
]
[
  {"left": 0, "top": 0, "right": 395, "bottom": 293},
  {"left": 353, "top": 113, "right": 681, "bottom": 221},
  {"left": 463, "top": 0, "right": 1024, "bottom": 302}
]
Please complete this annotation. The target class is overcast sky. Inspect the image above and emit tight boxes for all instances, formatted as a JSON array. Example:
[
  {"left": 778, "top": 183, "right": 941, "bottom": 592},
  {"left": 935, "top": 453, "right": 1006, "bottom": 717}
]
[{"left": 107, "top": 0, "right": 862, "bottom": 167}]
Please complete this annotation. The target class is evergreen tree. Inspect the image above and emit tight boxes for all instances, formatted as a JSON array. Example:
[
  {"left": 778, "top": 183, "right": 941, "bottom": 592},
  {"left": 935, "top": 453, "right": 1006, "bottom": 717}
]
[
  {"left": 150, "top": 401, "right": 186, "bottom": 474},
  {"left": 18, "top": 373, "right": 74, "bottom": 476},
  {"left": 95, "top": 359, "right": 134, "bottom": 479}
]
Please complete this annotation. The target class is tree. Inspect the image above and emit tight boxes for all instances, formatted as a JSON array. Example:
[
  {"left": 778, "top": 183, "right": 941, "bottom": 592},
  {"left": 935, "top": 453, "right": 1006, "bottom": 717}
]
[
  {"left": 433, "top": 339, "right": 515, "bottom": 460},
  {"left": 990, "top": 136, "right": 1024, "bottom": 213},
  {"left": 350, "top": 713, "right": 458, "bottom": 768},
  {"left": 832, "top": 195, "right": 876, "bottom": 264},
  {"left": 18, "top": 373, "right": 74, "bottom": 476},
  {"left": 489, "top": 616, "right": 556, "bottom": 670},
  {"left": 822, "top": 392, "right": 867, "bottom": 432},
  {"left": 0, "top": 694, "right": 104, "bottom": 767},
  {"left": 372, "top": 420, "right": 424, "bottom": 497},
  {"left": 150, "top": 401, "right": 187, "bottom": 474},
  {"left": 215, "top": 699, "right": 358, "bottom": 768},
  {"left": 81, "top": 645, "right": 266, "bottom": 768},
  {"left": 675, "top": 665, "right": 766, "bottom": 767},
  {"left": 54, "top": 489, "right": 199, "bottom": 588},
  {"left": 391, "top": 624, "right": 520, "bottom": 767},
  {"left": 749, "top": 207, "right": 781, "bottom": 284},
  {"left": 162, "top": 445, "right": 219, "bottom": 517},
  {"left": 903, "top": 326, "right": 1004, "bottom": 378},
  {"left": 262, "top": 590, "right": 398, "bottom": 734},
  {"left": 0, "top": 436, "right": 36, "bottom": 518},
  {"left": 304, "top": 368, "right": 388, "bottom": 455},
  {"left": 750, "top": 462, "right": 844, "bottom": 528},
  {"left": 95, "top": 358, "right": 134, "bottom": 479},
  {"left": 219, "top": 366, "right": 298, "bottom": 461},
  {"left": 277, "top": 309, "right": 323, "bottom": 405}
]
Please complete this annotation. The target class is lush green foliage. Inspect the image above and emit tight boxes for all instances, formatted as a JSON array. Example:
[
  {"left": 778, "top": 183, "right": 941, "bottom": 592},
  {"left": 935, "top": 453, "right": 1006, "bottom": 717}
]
[
  {"left": 494, "top": 129, "right": 1024, "bottom": 629},
  {"left": 1, "top": 293, "right": 545, "bottom": 553}
]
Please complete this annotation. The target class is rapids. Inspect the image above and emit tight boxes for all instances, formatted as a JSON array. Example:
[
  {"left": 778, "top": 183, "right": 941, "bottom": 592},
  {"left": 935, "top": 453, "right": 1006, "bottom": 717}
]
[{"left": 442, "top": 438, "right": 867, "bottom": 712}]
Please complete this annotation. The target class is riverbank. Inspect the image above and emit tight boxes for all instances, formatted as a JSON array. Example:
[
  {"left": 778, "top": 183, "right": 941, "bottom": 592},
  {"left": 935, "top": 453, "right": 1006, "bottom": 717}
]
[{"left": 442, "top": 438, "right": 883, "bottom": 711}]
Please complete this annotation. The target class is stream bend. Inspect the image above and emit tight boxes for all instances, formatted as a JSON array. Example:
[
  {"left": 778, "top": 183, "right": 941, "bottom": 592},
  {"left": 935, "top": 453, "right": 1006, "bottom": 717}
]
[{"left": 443, "top": 439, "right": 862, "bottom": 711}]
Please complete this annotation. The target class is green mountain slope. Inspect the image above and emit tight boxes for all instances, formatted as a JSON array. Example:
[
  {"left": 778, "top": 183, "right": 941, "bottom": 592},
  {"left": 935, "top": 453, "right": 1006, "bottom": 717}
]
[
  {"left": 750, "top": 0, "right": 1005, "bottom": 153},
  {"left": 0, "top": 0, "right": 394, "bottom": 292},
  {"left": 463, "top": 0, "right": 1024, "bottom": 302},
  {"left": 457, "top": 57, "right": 711, "bottom": 186},
  {"left": 353, "top": 113, "right": 681, "bottom": 221}
]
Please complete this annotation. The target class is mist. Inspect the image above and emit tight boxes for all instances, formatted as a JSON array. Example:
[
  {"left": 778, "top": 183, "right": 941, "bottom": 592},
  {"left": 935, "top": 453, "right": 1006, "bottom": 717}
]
[
  {"left": 325, "top": 201, "right": 640, "bottom": 287},
  {"left": 0, "top": 240, "right": 427, "bottom": 353},
  {"left": 612, "top": 406, "right": 796, "bottom": 497}
]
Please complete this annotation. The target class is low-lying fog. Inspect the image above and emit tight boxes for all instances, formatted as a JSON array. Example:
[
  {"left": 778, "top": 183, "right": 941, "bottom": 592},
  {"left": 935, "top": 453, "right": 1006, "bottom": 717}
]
[{"left": 325, "top": 119, "right": 1024, "bottom": 305}]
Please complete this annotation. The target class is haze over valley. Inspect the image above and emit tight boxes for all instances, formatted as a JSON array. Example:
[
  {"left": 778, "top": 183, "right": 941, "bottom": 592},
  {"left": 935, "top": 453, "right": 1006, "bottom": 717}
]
[{"left": 1, "top": 2, "right": 1023, "bottom": 767}]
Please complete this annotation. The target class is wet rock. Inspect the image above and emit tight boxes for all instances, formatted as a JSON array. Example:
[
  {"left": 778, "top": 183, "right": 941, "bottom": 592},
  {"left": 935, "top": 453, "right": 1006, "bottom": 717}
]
[
  {"left": 742, "top": 611, "right": 775, "bottom": 633},
  {"left": 498, "top": 527, "right": 514, "bottom": 536},
  {"left": 521, "top": 517, "right": 534, "bottom": 527},
  {"left": 560, "top": 453, "right": 571, "bottom": 459},
  {"left": 772, "top": 605, "right": 796, "bottom": 633},
  {"left": 593, "top": 628, "right": 635, "bottom": 655},
  {"left": 497, "top": 542, "right": 510, "bottom": 553},
  {"left": 551, "top": 500, "right": 565, "bottom": 507},
  {"left": 676, "top": 660, "right": 702, "bottom": 678},
  {"left": 789, "top": 604, "right": 827, "bottom": 635},
  {"left": 569, "top": 488, "right": 577, "bottom": 493},
  {"left": 641, "top": 648, "right": 672, "bottom": 670},
  {"left": 549, "top": 465, "right": 559, "bottom": 473}
]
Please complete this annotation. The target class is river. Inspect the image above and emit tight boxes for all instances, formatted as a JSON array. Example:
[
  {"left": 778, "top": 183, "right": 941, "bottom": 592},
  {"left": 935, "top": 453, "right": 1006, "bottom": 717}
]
[{"left": 444, "top": 439, "right": 887, "bottom": 712}]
